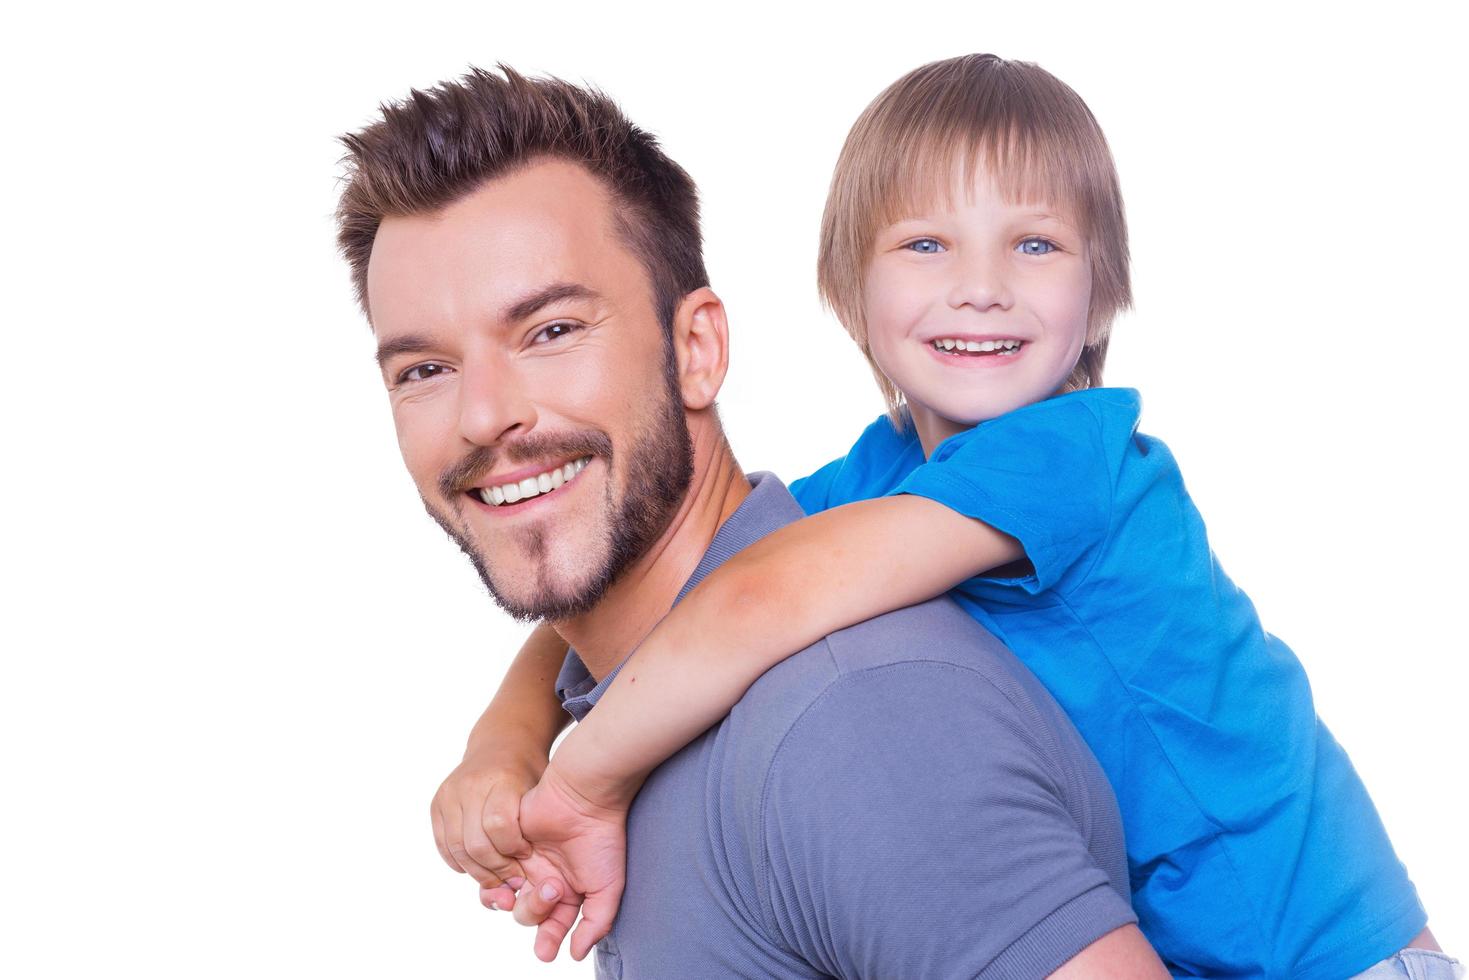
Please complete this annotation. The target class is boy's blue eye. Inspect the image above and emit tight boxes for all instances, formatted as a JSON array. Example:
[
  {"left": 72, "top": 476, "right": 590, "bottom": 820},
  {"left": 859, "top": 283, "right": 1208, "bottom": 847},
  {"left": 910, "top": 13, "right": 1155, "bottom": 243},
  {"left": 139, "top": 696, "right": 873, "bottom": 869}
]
[
  {"left": 1017, "top": 238, "right": 1058, "bottom": 256},
  {"left": 905, "top": 238, "right": 945, "bottom": 254}
]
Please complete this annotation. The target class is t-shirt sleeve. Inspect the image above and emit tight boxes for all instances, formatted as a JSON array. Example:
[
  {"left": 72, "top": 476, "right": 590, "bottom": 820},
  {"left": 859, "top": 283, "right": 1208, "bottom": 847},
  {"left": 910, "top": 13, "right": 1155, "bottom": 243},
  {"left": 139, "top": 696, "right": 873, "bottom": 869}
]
[
  {"left": 757, "top": 663, "right": 1136, "bottom": 979},
  {"left": 789, "top": 412, "right": 928, "bottom": 516},
  {"left": 890, "top": 396, "right": 1117, "bottom": 594},
  {"left": 788, "top": 455, "right": 845, "bottom": 516}
]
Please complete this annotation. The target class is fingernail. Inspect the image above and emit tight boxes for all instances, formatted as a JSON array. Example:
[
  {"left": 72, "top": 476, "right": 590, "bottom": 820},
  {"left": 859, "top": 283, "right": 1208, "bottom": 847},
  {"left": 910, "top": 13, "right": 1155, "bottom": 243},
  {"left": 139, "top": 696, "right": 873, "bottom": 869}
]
[
  {"left": 488, "top": 900, "right": 499, "bottom": 911},
  {"left": 507, "top": 876, "right": 526, "bottom": 890},
  {"left": 539, "top": 882, "right": 560, "bottom": 901}
]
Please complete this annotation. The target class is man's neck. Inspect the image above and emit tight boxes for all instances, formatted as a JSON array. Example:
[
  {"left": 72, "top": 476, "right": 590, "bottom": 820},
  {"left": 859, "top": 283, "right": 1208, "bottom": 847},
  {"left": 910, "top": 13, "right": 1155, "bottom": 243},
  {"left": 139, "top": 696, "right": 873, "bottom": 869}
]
[{"left": 554, "top": 419, "right": 749, "bottom": 681}]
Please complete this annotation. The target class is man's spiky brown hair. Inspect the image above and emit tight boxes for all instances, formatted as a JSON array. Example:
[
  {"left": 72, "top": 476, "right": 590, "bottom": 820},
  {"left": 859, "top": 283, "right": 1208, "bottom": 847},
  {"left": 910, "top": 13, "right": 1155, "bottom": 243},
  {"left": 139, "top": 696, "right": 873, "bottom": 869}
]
[{"left": 335, "top": 64, "right": 708, "bottom": 334}]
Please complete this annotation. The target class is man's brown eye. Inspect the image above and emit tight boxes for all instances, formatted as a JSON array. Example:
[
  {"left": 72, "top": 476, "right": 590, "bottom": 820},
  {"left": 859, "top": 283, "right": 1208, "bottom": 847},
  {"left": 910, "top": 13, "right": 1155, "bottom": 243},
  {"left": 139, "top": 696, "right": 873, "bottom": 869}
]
[
  {"left": 400, "top": 363, "right": 446, "bottom": 383},
  {"left": 535, "top": 322, "right": 580, "bottom": 344}
]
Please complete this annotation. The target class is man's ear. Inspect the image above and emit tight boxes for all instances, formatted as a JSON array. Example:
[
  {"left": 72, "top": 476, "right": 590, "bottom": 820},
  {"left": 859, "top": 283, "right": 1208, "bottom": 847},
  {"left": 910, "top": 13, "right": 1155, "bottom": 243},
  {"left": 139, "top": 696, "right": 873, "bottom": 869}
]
[{"left": 670, "top": 287, "right": 729, "bottom": 411}]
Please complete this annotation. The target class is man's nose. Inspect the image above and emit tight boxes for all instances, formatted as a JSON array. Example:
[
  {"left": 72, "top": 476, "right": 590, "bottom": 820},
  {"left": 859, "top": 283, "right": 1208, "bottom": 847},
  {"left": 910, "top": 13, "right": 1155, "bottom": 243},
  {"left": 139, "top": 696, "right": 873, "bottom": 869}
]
[
  {"left": 946, "top": 247, "right": 1013, "bottom": 313},
  {"left": 457, "top": 352, "right": 537, "bottom": 447}
]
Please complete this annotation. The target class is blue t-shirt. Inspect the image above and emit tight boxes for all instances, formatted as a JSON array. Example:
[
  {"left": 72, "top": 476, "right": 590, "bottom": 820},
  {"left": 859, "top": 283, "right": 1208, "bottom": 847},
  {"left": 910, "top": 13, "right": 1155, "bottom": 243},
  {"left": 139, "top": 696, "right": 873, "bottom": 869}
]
[{"left": 790, "top": 388, "right": 1425, "bottom": 980}]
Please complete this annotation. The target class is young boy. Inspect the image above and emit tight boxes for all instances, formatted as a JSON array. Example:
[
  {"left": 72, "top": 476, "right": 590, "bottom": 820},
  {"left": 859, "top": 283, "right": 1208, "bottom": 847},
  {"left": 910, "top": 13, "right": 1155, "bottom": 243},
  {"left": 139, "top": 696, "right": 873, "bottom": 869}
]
[{"left": 435, "top": 54, "right": 1453, "bottom": 978}]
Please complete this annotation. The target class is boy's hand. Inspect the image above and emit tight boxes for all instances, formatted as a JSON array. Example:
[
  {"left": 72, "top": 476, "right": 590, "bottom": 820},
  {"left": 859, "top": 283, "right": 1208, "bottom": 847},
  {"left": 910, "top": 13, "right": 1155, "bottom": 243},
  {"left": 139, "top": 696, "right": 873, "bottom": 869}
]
[
  {"left": 480, "top": 860, "right": 581, "bottom": 963},
  {"left": 430, "top": 744, "right": 545, "bottom": 903},
  {"left": 491, "top": 760, "right": 630, "bottom": 962}
]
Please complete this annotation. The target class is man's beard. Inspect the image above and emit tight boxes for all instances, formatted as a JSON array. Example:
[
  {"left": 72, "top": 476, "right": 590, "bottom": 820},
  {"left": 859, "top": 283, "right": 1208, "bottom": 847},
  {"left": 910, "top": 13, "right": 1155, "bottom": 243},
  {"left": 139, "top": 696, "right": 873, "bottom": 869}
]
[{"left": 422, "top": 364, "right": 694, "bottom": 623}]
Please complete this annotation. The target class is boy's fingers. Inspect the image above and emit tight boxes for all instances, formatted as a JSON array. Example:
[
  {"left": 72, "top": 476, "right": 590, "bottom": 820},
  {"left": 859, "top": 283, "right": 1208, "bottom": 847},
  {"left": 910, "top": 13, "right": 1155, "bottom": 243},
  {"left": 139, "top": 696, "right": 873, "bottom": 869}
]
[
  {"left": 533, "top": 901, "right": 579, "bottom": 963},
  {"left": 444, "top": 804, "right": 500, "bottom": 888},
  {"left": 512, "top": 877, "right": 566, "bottom": 927},
  {"left": 568, "top": 888, "right": 621, "bottom": 961},
  {"left": 430, "top": 803, "right": 464, "bottom": 873},
  {"left": 569, "top": 920, "right": 604, "bottom": 962},
  {"left": 483, "top": 786, "right": 533, "bottom": 860},
  {"left": 462, "top": 813, "right": 524, "bottom": 887},
  {"left": 479, "top": 884, "right": 517, "bottom": 911}
]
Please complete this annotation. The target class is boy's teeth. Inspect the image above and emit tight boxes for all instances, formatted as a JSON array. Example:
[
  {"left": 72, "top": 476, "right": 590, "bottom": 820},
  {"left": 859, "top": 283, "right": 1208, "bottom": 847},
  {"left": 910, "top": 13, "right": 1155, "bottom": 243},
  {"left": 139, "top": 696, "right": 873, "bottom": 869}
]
[
  {"left": 478, "top": 457, "right": 590, "bottom": 506},
  {"left": 932, "top": 338, "right": 1023, "bottom": 354}
]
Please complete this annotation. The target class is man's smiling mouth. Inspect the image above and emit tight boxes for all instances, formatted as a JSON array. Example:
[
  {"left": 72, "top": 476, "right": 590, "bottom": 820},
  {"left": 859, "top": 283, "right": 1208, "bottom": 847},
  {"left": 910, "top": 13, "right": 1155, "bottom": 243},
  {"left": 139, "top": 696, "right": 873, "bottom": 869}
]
[
  {"left": 930, "top": 338, "right": 1024, "bottom": 357},
  {"left": 474, "top": 456, "right": 592, "bottom": 506}
]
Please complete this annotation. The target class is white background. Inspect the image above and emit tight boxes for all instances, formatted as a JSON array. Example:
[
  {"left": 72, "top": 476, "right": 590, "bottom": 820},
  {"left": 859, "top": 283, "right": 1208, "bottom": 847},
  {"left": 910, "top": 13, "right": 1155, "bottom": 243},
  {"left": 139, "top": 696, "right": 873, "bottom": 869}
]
[{"left": 4, "top": 1, "right": 1464, "bottom": 976}]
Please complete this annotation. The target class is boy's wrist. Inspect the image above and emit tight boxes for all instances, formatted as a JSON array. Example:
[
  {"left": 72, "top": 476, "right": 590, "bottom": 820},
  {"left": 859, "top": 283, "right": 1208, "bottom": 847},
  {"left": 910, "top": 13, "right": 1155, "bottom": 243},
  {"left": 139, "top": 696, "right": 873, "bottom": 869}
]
[
  {"left": 465, "top": 715, "right": 556, "bottom": 766},
  {"left": 544, "top": 749, "right": 642, "bottom": 812}
]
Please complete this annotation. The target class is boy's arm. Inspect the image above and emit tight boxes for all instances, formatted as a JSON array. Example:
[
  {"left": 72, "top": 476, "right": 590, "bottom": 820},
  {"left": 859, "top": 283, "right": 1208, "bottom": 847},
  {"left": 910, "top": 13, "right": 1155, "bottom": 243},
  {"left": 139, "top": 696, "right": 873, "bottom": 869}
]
[
  {"left": 430, "top": 622, "right": 571, "bottom": 891},
  {"left": 462, "top": 622, "right": 571, "bottom": 757},
  {"left": 548, "top": 494, "right": 1019, "bottom": 806}
]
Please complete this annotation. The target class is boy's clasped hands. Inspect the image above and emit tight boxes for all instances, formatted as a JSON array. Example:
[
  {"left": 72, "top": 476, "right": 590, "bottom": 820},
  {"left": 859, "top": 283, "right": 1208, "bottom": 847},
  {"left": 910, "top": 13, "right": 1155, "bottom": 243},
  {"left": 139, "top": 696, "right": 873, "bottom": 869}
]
[{"left": 430, "top": 735, "right": 629, "bottom": 963}]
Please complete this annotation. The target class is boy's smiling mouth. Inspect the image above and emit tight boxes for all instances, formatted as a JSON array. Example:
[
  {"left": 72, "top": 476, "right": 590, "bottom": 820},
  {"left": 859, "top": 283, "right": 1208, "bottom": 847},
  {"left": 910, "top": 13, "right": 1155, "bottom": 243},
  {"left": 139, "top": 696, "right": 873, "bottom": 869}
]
[{"left": 929, "top": 337, "right": 1025, "bottom": 357}]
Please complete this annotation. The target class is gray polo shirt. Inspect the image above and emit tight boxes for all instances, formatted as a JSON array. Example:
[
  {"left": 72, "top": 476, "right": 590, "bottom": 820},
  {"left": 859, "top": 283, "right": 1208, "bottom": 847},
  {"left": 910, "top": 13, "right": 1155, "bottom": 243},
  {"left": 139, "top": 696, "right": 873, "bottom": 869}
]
[{"left": 556, "top": 473, "right": 1135, "bottom": 979}]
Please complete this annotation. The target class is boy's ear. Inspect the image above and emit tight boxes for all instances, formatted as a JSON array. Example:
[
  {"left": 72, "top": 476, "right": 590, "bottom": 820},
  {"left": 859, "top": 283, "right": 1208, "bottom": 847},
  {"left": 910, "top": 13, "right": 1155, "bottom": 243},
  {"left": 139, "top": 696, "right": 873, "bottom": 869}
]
[{"left": 670, "top": 287, "right": 729, "bottom": 411}]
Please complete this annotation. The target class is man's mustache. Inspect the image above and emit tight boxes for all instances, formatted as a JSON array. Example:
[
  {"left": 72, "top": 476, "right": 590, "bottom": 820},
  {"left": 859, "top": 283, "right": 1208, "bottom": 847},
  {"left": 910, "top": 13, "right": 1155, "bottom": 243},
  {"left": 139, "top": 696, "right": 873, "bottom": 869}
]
[{"left": 438, "top": 431, "right": 614, "bottom": 499}]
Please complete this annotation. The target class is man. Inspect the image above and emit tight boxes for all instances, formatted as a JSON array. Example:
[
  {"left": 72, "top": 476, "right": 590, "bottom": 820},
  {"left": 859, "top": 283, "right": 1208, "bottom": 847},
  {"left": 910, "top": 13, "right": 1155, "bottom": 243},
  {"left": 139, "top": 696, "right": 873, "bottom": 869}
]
[{"left": 336, "top": 65, "right": 1167, "bottom": 977}]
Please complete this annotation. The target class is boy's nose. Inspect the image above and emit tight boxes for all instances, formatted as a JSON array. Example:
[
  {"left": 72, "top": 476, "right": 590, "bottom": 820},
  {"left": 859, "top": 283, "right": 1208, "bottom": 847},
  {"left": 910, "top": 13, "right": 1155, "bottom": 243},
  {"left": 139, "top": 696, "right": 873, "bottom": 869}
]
[
  {"left": 947, "top": 250, "right": 1013, "bottom": 313},
  {"left": 457, "top": 351, "right": 538, "bottom": 447}
]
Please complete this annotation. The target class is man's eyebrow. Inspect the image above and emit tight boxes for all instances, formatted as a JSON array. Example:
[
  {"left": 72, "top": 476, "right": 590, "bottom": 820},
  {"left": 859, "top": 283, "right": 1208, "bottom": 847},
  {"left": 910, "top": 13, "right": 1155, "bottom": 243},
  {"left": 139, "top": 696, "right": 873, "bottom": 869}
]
[
  {"left": 503, "top": 282, "right": 600, "bottom": 323},
  {"left": 374, "top": 283, "right": 601, "bottom": 370},
  {"left": 375, "top": 334, "right": 437, "bottom": 370}
]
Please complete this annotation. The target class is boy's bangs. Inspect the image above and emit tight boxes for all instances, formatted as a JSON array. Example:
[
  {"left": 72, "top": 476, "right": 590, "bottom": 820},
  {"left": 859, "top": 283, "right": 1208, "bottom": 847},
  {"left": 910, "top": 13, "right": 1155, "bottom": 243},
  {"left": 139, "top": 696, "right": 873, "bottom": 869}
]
[{"left": 871, "top": 124, "right": 1093, "bottom": 234}]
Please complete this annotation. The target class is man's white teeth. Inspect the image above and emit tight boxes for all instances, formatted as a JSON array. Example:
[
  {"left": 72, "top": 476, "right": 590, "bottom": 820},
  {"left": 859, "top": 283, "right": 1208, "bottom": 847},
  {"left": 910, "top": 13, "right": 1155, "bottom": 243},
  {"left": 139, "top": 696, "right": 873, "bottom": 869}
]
[
  {"left": 932, "top": 338, "right": 1023, "bottom": 354},
  {"left": 478, "top": 457, "right": 590, "bottom": 507}
]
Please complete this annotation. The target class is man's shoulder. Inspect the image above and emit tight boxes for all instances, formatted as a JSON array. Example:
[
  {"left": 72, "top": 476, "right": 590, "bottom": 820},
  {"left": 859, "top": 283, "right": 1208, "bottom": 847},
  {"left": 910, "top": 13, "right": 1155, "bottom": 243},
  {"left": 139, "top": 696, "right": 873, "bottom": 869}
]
[
  {"left": 737, "top": 594, "right": 1032, "bottom": 715},
  {"left": 712, "top": 595, "right": 1059, "bottom": 805},
  {"left": 697, "top": 596, "right": 1130, "bottom": 974}
]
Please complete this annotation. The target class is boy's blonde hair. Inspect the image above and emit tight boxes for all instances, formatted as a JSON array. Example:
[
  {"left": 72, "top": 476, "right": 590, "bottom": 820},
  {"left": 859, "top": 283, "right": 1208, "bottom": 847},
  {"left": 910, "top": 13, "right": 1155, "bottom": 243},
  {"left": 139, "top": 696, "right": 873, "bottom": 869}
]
[{"left": 818, "top": 54, "right": 1131, "bottom": 417}]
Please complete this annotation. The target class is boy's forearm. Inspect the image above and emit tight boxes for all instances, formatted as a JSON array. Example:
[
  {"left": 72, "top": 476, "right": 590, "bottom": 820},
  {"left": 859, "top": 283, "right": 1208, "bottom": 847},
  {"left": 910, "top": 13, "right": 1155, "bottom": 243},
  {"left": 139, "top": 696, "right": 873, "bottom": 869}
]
[
  {"left": 547, "top": 582, "right": 757, "bottom": 804},
  {"left": 549, "top": 495, "right": 1021, "bottom": 805},
  {"left": 465, "top": 622, "right": 573, "bottom": 761}
]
